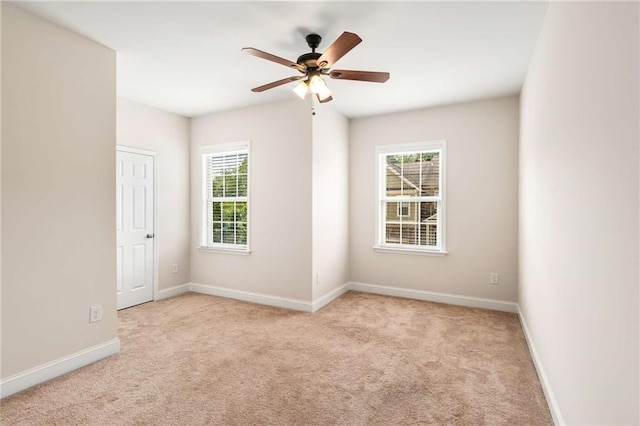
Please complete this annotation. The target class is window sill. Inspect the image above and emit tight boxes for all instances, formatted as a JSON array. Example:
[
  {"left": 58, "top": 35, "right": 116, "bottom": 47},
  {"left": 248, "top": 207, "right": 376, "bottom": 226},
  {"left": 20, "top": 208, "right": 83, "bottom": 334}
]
[
  {"left": 373, "top": 246, "right": 448, "bottom": 256},
  {"left": 198, "top": 246, "right": 251, "bottom": 255}
]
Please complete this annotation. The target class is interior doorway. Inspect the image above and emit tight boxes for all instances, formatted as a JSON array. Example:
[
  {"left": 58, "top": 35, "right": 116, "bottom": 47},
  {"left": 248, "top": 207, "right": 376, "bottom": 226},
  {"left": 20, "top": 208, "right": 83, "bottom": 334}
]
[{"left": 116, "top": 147, "right": 157, "bottom": 309}]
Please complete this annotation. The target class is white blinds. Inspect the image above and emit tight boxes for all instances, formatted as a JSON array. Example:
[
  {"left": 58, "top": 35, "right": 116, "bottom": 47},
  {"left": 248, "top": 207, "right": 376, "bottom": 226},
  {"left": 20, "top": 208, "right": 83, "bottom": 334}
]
[{"left": 201, "top": 144, "right": 249, "bottom": 249}]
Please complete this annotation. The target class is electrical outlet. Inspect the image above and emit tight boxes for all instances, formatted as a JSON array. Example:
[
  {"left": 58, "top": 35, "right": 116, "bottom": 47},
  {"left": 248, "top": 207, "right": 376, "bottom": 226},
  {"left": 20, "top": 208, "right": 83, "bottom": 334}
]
[
  {"left": 316, "top": 273, "right": 320, "bottom": 285},
  {"left": 89, "top": 306, "right": 102, "bottom": 323},
  {"left": 172, "top": 264, "right": 179, "bottom": 274},
  {"left": 490, "top": 273, "right": 499, "bottom": 285}
]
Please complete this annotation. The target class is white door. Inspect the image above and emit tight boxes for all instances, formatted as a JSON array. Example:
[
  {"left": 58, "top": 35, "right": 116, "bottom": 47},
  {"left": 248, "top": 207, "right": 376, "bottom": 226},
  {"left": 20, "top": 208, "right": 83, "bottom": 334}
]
[{"left": 116, "top": 150, "right": 155, "bottom": 310}]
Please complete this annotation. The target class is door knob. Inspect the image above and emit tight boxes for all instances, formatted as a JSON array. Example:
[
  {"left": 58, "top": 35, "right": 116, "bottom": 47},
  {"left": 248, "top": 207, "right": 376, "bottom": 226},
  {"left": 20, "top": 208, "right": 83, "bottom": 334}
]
[{"left": 146, "top": 233, "right": 155, "bottom": 239}]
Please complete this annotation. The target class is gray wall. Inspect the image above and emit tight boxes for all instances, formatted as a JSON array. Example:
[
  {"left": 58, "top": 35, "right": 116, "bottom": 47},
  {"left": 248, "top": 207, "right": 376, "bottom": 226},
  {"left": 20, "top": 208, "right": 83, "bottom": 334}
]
[
  {"left": 519, "top": 2, "right": 639, "bottom": 424},
  {"left": 1, "top": 4, "right": 117, "bottom": 378}
]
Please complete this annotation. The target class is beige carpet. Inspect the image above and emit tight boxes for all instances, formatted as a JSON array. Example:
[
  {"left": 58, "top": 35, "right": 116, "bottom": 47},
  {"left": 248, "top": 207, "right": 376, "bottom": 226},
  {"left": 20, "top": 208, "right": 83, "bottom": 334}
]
[{"left": 1, "top": 291, "right": 552, "bottom": 425}]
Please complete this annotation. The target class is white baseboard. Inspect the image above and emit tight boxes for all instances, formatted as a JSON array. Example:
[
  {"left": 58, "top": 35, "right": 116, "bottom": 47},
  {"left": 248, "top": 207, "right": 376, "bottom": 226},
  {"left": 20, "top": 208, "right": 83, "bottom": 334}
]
[
  {"left": 0, "top": 338, "right": 120, "bottom": 399},
  {"left": 312, "top": 283, "right": 350, "bottom": 312},
  {"left": 189, "top": 282, "right": 312, "bottom": 312},
  {"left": 517, "top": 306, "right": 564, "bottom": 426},
  {"left": 348, "top": 281, "right": 518, "bottom": 313},
  {"left": 185, "top": 281, "right": 518, "bottom": 314},
  {"left": 156, "top": 283, "right": 191, "bottom": 301}
]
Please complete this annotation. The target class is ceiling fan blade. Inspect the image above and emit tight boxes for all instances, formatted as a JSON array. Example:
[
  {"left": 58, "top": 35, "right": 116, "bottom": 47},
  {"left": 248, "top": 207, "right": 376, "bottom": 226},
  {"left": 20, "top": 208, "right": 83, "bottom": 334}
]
[
  {"left": 242, "top": 47, "right": 305, "bottom": 73},
  {"left": 251, "top": 76, "right": 303, "bottom": 92},
  {"left": 316, "top": 94, "right": 333, "bottom": 103},
  {"left": 329, "top": 69, "right": 390, "bottom": 83},
  {"left": 316, "top": 32, "right": 362, "bottom": 69}
]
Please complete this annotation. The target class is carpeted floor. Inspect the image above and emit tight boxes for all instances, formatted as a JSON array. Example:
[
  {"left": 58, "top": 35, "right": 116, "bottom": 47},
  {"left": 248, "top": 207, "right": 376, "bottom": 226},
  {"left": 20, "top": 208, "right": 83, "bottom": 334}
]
[{"left": 1, "top": 291, "right": 552, "bottom": 425}]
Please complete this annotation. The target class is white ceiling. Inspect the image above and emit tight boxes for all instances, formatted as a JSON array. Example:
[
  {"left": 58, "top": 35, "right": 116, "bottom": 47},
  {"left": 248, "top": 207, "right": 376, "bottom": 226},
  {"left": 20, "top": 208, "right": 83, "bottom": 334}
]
[{"left": 14, "top": 1, "right": 549, "bottom": 118}]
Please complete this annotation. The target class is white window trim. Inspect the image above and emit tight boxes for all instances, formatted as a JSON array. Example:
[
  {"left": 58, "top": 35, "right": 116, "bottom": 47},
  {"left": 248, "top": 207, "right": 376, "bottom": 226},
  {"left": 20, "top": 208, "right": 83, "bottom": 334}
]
[
  {"left": 199, "top": 140, "right": 251, "bottom": 253},
  {"left": 374, "top": 140, "right": 447, "bottom": 255}
]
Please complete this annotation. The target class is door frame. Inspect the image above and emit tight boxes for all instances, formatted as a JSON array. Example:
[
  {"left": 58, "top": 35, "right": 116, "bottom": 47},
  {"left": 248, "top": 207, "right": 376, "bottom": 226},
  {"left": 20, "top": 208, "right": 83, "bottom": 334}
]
[{"left": 116, "top": 145, "right": 159, "bottom": 302}]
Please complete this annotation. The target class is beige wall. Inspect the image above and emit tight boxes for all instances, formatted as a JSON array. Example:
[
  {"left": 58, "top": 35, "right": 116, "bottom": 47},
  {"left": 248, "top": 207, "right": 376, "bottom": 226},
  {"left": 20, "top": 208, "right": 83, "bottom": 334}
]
[
  {"left": 312, "top": 106, "right": 350, "bottom": 302},
  {"left": 349, "top": 96, "right": 520, "bottom": 302},
  {"left": 1, "top": 3, "right": 3, "bottom": 367},
  {"left": 519, "top": 2, "right": 639, "bottom": 424},
  {"left": 117, "top": 97, "right": 191, "bottom": 291},
  {"left": 190, "top": 99, "right": 313, "bottom": 301},
  {"left": 1, "top": 4, "right": 117, "bottom": 377}
]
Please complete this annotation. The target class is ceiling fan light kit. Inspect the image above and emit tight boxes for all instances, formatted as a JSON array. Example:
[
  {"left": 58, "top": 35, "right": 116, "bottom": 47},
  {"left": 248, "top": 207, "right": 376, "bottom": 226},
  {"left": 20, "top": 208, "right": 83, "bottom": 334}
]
[
  {"left": 242, "top": 31, "right": 390, "bottom": 104},
  {"left": 294, "top": 74, "right": 332, "bottom": 101}
]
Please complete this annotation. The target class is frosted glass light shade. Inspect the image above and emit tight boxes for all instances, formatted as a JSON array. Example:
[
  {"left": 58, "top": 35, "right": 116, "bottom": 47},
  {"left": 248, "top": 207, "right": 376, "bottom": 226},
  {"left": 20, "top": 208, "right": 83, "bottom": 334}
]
[
  {"left": 293, "top": 80, "right": 309, "bottom": 99},
  {"left": 309, "top": 75, "right": 332, "bottom": 101}
]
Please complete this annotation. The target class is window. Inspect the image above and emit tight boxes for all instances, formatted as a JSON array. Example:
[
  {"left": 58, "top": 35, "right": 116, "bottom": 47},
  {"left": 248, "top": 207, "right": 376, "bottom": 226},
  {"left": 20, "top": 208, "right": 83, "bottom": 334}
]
[
  {"left": 375, "top": 140, "right": 446, "bottom": 254},
  {"left": 200, "top": 141, "right": 250, "bottom": 252},
  {"left": 398, "top": 202, "right": 410, "bottom": 217}
]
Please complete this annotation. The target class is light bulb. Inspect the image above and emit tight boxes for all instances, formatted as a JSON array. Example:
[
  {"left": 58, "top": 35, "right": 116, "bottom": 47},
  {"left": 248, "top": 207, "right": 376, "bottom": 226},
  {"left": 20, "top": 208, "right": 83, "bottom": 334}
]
[{"left": 293, "top": 80, "right": 309, "bottom": 99}]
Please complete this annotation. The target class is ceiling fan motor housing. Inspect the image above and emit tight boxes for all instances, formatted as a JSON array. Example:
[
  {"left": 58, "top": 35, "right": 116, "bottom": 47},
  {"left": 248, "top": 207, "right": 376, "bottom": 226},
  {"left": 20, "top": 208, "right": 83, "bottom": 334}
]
[{"left": 297, "top": 52, "right": 322, "bottom": 69}]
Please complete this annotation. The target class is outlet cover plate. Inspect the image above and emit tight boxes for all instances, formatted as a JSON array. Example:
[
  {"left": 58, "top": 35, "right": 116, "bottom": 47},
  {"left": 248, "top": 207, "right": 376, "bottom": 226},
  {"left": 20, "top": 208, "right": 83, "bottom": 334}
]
[{"left": 90, "top": 306, "right": 102, "bottom": 323}]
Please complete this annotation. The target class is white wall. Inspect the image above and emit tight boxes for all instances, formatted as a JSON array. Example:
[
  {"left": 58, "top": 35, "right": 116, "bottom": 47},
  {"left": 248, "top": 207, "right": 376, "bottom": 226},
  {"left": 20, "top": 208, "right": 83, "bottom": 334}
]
[
  {"left": 519, "top": 2, "right": 639, "bottom": 424},
  {"left": 349, "top": 96, "right": 520, "bottom": 302},
  {"left": 190, "top": 99, "right": 313, "bottom": 302},
  {"left": 311, "top": 106, "right": 350, "bottom": 302},
  {"left": 117, "top": 97, "right": 191, "bottom": 291},
  {"left": 1, "top": 4, "right": 117, "bottom": 378}
]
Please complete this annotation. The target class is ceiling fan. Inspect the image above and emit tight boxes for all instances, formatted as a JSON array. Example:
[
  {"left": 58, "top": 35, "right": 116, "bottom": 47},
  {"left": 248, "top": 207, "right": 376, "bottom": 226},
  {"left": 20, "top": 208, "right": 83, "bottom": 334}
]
[{"left": 242, "top": 32, "right": 390, "bottom": 103}]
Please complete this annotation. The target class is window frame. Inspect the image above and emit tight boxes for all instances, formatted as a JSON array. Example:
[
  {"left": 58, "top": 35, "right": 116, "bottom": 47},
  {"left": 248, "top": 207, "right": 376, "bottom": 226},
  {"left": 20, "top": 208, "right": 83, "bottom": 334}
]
[
  {"left": 374, "top": 140, "right": 447, "bottom": 255},
  {"left": 199, "top": 140, "right": 251, "bottom": 254}
]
